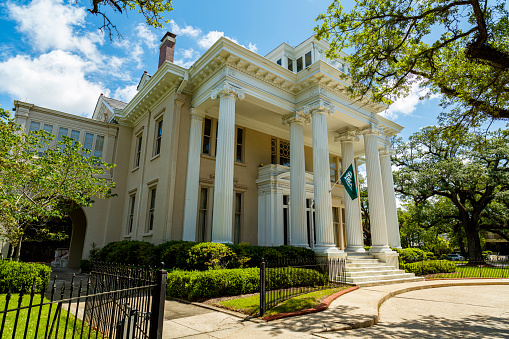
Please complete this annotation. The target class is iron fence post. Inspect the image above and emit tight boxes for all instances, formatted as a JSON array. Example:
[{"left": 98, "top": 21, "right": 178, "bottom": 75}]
[
  {"left": 149, "top": 266, "right": 167, "bottom": 339},
  {"left": 260, "top": 259, "right": 266, "bottom": 317}
]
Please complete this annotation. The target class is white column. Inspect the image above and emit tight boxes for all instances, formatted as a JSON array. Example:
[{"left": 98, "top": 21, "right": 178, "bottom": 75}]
[
  {"left": 305, "top": 100, "right": 341, "bottom": 255},
  {"left": 182, "top": 108, "right": 205, "bottom": 241},
  {"left": 361, "top": 124, "right": 392, "bottom": 253},
  {"left": 283, "top": 112, "right": 309, "bottom": 247},
  {"left": 210, "top": 82, "right": 244, "bottom": 244},
  {"left": 380, "top": 148, "right": 402, "bottom": 248},
  {"left": 335, "top": 129, "right": 365, "bottom": 252}
]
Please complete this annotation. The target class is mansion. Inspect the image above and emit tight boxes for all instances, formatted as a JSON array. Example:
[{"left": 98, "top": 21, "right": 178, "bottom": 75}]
[{"left": 10, "top": 33, "right": 403, "bottom": 268}]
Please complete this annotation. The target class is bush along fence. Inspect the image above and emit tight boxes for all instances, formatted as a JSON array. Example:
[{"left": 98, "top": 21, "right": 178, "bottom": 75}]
[
  {"left": 401, "top": 257, "right": 509, "bottom": 279},
  {"left": 259, "top": 258, "right": 347, "bottom": 317},
  {"left": 0, "top": 261, "right": 167, "bottom": 339}
]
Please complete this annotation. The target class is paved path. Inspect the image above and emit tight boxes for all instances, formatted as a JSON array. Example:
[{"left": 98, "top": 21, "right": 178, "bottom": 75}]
[{"left": 163, "top": 279, "right": 509, "bottom": 338}]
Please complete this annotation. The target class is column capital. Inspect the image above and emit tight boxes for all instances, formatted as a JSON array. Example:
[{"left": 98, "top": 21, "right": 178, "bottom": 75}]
[
  {"left": 303, "top": 99, "right": 334, "bottom": 117},
  {"left": 359, "top": 123, "right": 383, "bottom": 136},
  {"left": 211, "top": 81, "right": 245, "bottom": 101},
  {"left": 282, "top": 112, "right": 310, "bottom": 126},
  {"left": 335, "top": 127, "right": 360, "bottom": 143},
  {"left": 379, "top": 146, "right": 395, "bottom": 157},
  {"left": 190, "top": 108, "right": 206, "bottom": 121}
]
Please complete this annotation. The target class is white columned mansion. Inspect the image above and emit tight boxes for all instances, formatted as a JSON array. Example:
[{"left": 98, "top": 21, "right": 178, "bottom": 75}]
[{"left": 9, "top": 33, "right": 403, "bottom": 266}]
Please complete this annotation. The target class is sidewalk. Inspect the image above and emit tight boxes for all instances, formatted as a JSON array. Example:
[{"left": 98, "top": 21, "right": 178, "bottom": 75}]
[{"left": 162, "top": 279, "right": 509, "bottom": 338}]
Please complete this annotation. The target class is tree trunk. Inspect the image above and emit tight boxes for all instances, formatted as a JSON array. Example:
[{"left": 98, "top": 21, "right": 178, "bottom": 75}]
[
  {"left": 7, "top": 244, "right": 14, "bottom": 260},
  {"left": 453, "top": 223, "right": 467, "bottom": 257},
  {"left": 14, "top": 237, "right": 22, "bottom": 262},
  {"left": 464, "top": 223, "right": 483, "bottom": 261}
]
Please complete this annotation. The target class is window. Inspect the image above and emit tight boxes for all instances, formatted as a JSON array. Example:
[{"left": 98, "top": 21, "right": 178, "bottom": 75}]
[
  {"left": 276, "top": 58, "right": 282, "bottom": 66},
  {"left": 330, "top": 155, "right": 338, "bottom": 184},
  {"left": 287, "top": 57, "right": 293, "bottom": 72},
  {"left": 147, "top": 187, "right": 157, "bottom": 232},
  {"left": 201, "top": 117, "right": 244, "bottom": 162},
  {"left": 236, "top": 128, "right": 244, "bottom": 162},
  {"left": 271, "top": 137, "right": 290, "bottom": 166},
  {"left": 57, "top": 127, "right": 68, "bottom": 150},
  {"left": 43, "top": 124, "right": 53, "bottom": 134},
  {"left": 94, "top": 135, "right": 104, "bottom": 158},
  {"left": 154, "top": 119, "right": 163, "bottom": 156},
  {"left": 305, "top": 51, "right": 312, "bottom": 67},
  {"left": 29, "top": 121, "right": 40, "bottom": 132},
  {"left": 332, "top": 207, "right": 346, "bottom": 250},
  {"left": 296, "top": 57, "right": 303, "bottom": 72},
  {"left": 127, "top": 194, "right": 136, "bottom": 235},
  {"left": 197, "top": 187, "right": 208, "bottom": 242},
  {"left": 83, "top": 133, "right": 94, "bottom": 157},
  {"left": 202, "top": 118, "right": 212, "bottom": 155},
  {"left": 283, "top": 195, "right": 289, "bottom": 245},
  {"left": 70, "top": 130, "right": 80, "bottom": 145},
  {"left": 233, "top": 192, "right": 242, "bottom": 244},
  {"left": 134, "top": 135, "right": 143, "bottom": 168},
  {"left": 40, "top": 124, "right": 53, "bottom": 155}
]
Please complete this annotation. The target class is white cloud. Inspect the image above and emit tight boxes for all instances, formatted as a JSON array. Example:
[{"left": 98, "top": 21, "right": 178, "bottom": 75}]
[
  {"left": 135, "top": 24, "right": 158, "bottom": 50},
  {"left": 197, "top": 31, "right": 225, "bottom": 49},
  {"left": 169, "top": 20, "right": 202, "bottom": 38},
  {"left": 381, "top": 83, "right": 440, "bottom": 120},
  {"left": 248, "top": 43, "right": 258, "bottom": 53},
  {"left": 0, "top": 50, "right": 106, "bottom": 117},
  {"left": 173, "top": 48, "right": 200, "bottom": 69},
  {"left": 113, "top": 84, "right": 138, "bottom": 103},
  {"left": 7, "top": 0, "right": 103, "bottom": 62}
]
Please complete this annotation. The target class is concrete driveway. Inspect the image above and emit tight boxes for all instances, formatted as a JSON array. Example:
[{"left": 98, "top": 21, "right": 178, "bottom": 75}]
[{"left": 317, "top": 285, "right": 509, "bottom": 338}]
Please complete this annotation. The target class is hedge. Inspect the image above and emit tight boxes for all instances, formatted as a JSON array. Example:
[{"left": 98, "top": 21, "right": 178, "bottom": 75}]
[
  {"left": 0, "top": 261, "right": 52, "bottom": 293},
  {"left": 91, "top": 240, "right": 316, "bottom": 270},
  {"left": 166, "top": 267, "right": 327, "bottom": 300},
  {"left": 401, "top": 260, "right": 456, "bottom": 276},
  {"left": 394, "top": 247, "right": 435, "bottom": 263}
]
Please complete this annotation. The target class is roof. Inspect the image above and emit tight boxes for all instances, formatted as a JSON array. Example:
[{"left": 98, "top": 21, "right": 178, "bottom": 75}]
[{"left": 102, "top": 95, "right": 128, "bottom": 110}]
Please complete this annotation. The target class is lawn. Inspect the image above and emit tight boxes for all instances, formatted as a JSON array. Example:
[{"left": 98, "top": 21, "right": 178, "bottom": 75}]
[
  {"left": 213, "top": 287, "right": 347, "bottom": 317},
  {"left": 428, "top": 265, "right": 509, "bottom": 279},
  {"left": 0, "top": 294, "right": 102, "bottom": 338}
]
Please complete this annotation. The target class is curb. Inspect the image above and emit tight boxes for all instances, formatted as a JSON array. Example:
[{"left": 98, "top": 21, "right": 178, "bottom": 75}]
[
  {"left": 317, "top": 279, "right": 509, "bottom": 333},
  {"left": 262, "top": 286, "right": 359, "bottom": 322}
]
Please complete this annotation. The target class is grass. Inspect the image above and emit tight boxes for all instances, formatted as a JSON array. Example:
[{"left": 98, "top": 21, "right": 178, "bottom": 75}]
[
  {"left": 428, "top": 265, "right": 509, "bottom": 279},
  {"left": 0, "top": 293, "right": 102, "bottom": 338},
  {"left": 214, "top": 287, "right": 347, "bottom": 317}
]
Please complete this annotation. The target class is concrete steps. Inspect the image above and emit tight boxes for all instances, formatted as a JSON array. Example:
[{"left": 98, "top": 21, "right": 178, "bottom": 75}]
[{"left": 343, "top": 254, "right": 424, "bottom": 287}]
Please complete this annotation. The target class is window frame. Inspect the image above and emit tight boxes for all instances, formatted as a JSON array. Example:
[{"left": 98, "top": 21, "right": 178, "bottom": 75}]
[
  {"left": 134, "top": 133, "right": 143, "bottom": 169},
  {"left": 146, "top": 185, "right": 157, "bottom": 233},
  {"left": 201, "top": 116, "right": 245, "bottom": 163},
  {"left": 233, "top": 191, "right": 243, "bottom": 245},
  {"left": 127, "top": 193, "right": 136, "bottom": 236},
  {"left": 153, "top": 119, "right": 163, "bottom": 157}
]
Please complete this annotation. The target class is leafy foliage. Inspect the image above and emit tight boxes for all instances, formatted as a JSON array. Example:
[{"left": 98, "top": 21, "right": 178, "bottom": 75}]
[
  {"left": 315, "top": 0, "right": 509, "bottom": 125},
  {"left": 0, "top": 109, "right": 115, "bottom": 260},
  {"left": 87, "top": 0, "right": 173, "bottom": 38},
  {"left": 393, "top": 126, "right": 509, "bottom": 260},
  {"left": 98, "top": 240, "right": 155, "bottom": 266},
  {"left": 0, "top": 261, "right": 51, "bottom": 293},
  {"left": 166, "top": 267, "right": 327, "bottom": 301},
  {"left": 401, "top": 260, "right": 456, "bottom": 276}
]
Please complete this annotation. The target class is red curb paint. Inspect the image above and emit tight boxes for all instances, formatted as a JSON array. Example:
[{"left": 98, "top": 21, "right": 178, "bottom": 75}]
[{"left": 262, "top": 286, "right": 359, "bottom": 322}]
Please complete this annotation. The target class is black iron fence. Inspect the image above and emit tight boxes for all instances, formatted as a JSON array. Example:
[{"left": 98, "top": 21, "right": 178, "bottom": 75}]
[
  {"left": 0, "top": 262, "right": 166, "bottom": 338},
  {"left": 401, "top": 257, "right": 509, "bottom": 279},
  {"left": 259, "top": 258, "right": 346, "bottom": 316}
]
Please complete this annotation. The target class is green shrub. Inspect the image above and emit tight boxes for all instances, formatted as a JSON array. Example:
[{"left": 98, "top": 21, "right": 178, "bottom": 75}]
[
  {"left": 0, "top": 261, "right": 51, "bottom": 293},
  {"left": 80, "top": 259, "right": 92, "bottom": 273},
  {"left": 98, "top": 240, "right": 155, "bottom": 266},
  {"left": 166, "top": 267, "right": 327, "bottom": 300},
  {"left": 401, "top": 260, "right": 456, "bottom": 276},
  {"left": 228, "top": 244, "right": 315, "bottom": 267},
  {"left": 157, "top": 241, "right": 196, "bottom": 268},
  {"left": 395, "top": 248, "right": 434, "bottom": 263},
  {"left": 187, "top": 243, "right": 238, "bottom": 270}
]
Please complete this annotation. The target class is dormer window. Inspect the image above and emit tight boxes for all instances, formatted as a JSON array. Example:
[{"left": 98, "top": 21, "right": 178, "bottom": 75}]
[
  {"left": 286, "top": 57, "right": 293, "bottom": 72},
  {"left": 305, "top": 51, "right": 312, "bottom": 67},
  {"left": 296, "top": 57, "right": 303, "bottom": 72}
]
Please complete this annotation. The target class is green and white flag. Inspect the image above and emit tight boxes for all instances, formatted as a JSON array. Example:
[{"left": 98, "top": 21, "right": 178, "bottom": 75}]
[{"left": 340, "top": 164, "right": 358, "bottom": 200}]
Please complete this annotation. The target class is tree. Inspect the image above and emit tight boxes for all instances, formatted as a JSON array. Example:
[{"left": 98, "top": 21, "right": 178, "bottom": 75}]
[
  {"left": 86, "top": 0, "right": 173, "bottom": 38},
  {"left": 393, "top": 125, "right": 509, "bottom": 260},
  {"left": 358, "top": 175, "right": 371, "bottom": 246},
  {"left": 0, "top": 108, "right": 115, "bottom": 260},
  {"left": 315, "top": 0, "right": 509, "bottom": 126}
]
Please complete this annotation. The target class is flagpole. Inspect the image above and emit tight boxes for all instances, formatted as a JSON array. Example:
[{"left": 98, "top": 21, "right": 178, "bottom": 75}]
[{"left": 329, "top": 177, "right": 342, "bottom": 192}]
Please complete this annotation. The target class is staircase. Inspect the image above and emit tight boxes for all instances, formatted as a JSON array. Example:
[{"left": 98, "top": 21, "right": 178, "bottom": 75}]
[{"left": 345, "top": 254, "right": 424, "bottom": 287}]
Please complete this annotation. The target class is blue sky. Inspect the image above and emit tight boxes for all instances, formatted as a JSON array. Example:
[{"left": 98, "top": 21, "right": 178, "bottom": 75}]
[{"left": 0, "top": 0, "right": 446, "bottom": 139}]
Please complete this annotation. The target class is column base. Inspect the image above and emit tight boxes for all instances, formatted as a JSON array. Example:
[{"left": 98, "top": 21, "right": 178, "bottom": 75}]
[
  {"left": 371, "top": 252, "right": 399, "bottom": 269},
  {"left": 344, "top": 245, "right": 366, "bottom": 253},
  {"left": 314, "top": 245, "right": 345, "bottom": 259},
  {"left": 369, "top": 245, "right": 393, "bottom": 253},
  {"left": 291, "top": 243, "right": 311, "bottom": 248}
]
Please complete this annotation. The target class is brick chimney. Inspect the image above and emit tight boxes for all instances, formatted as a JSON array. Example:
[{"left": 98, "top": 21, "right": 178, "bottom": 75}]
[{"left": 158, "top": 32, "right": 177, "bottom": 68}]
